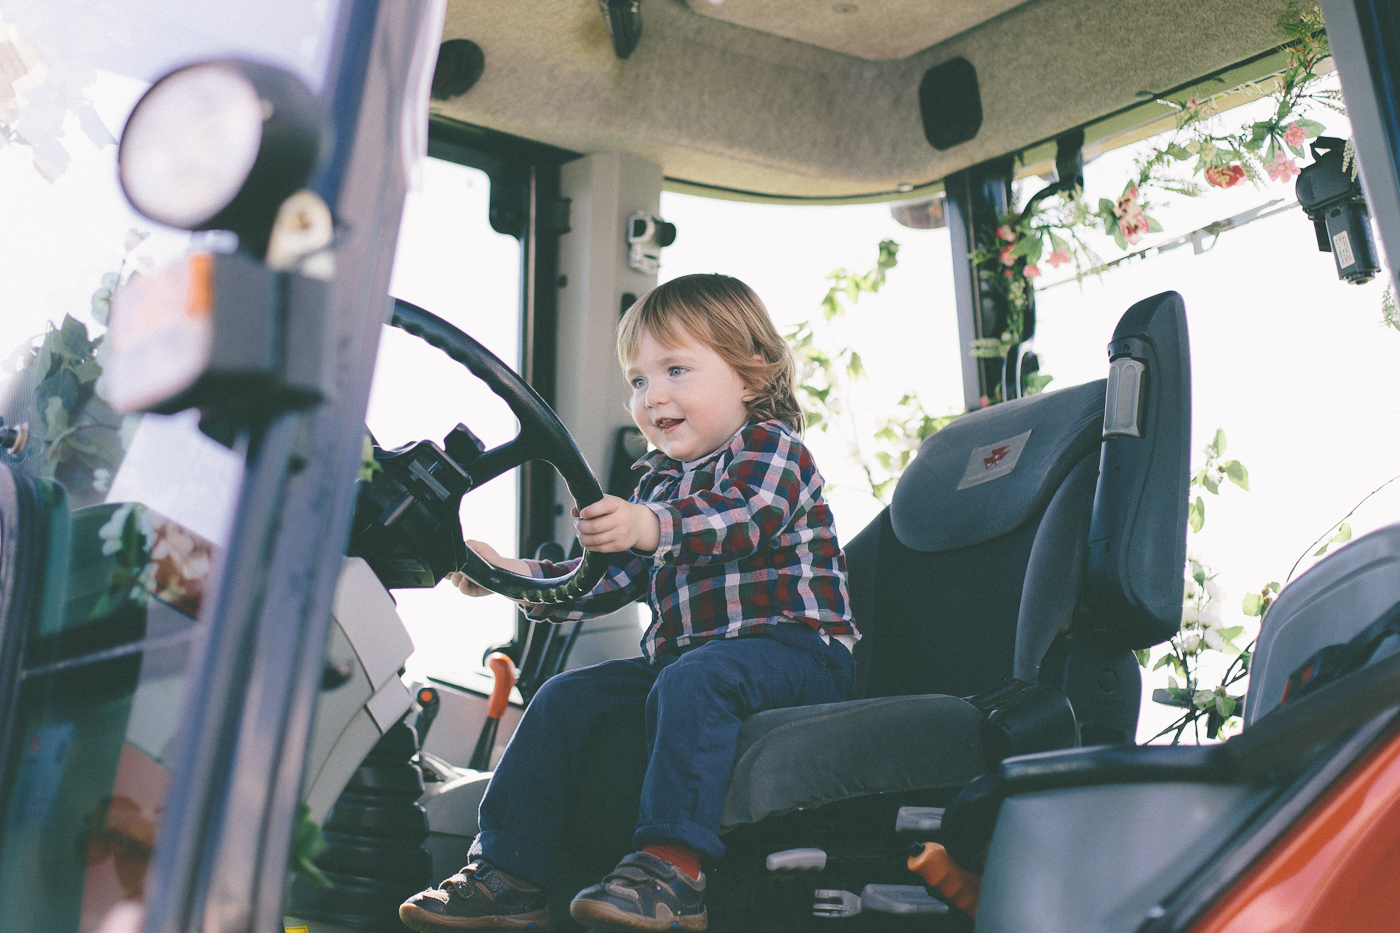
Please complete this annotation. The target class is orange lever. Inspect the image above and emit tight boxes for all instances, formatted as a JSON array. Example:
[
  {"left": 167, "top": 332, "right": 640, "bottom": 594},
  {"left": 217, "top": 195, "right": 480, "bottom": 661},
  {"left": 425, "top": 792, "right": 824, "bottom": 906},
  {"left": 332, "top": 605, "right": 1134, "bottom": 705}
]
[
  {"left": 908, "top": 841, "right": 981, "bottom": 917},
  {"left": 485, "top": 652, "right": 517, "bottom": 719}
]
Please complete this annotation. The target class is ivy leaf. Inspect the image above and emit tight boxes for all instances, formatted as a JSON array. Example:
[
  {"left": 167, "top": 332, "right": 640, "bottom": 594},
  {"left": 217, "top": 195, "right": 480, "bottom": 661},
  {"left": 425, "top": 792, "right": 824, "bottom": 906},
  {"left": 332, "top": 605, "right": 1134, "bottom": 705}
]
[
  {"left": 1165, "top": 143, "right": 1193, "bottom": 160},
  {"left": 1024, "top": 372, "right": 1054, "bottom": 395},
  {"left": 59, "top": 315, "right": 91, "bottom": 357},
  {"left": 1098, "top": 198, "right": 1116, "bottom": 216},
  {"left": 1210, "top": 428, "right": 1227, "bottom": 457},
  {"left": 1146, "top": 216, "right": 1163, "bottom": 233},
  {"left": 43, "top": 396, "right": 71, "bottom": 442},
  {"left": 846, "top": 351, "right": 864, "bottom": 380},
  {"left": 1242, "top": 593, "right": 1266, "bottom": 616},
  {"left": 1223, "top": 459, "right": 1249, "bottom": 490},
  {"left": 1135, "top": 648, "right": 1152, "bottom": 668},
  {"left": 1188, "top": 495, "right": 1205, "bottom": 533},
  {"left": 1314, "top": 523, "right": 1353, "bottom": 556},
  {"left": 1202, "top": 472, "right": 1220, "bottom": 495},
  {"left": 1153, "top": 653, "right": 1173, "bottom": 671}
]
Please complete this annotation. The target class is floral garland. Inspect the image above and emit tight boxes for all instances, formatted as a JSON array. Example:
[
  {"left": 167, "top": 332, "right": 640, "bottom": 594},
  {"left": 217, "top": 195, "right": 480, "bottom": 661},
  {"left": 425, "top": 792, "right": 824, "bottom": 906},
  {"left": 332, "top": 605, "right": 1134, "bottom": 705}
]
[{"left": 973, "top": 4, "right": 1341, "bottom": 360}]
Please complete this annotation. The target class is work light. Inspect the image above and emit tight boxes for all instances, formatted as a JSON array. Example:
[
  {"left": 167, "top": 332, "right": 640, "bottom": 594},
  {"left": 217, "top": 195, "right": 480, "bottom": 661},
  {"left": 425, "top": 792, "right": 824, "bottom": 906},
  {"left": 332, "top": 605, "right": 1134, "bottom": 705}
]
[{"left": 118, "top": 59, "right": 321, "bottom": 257}]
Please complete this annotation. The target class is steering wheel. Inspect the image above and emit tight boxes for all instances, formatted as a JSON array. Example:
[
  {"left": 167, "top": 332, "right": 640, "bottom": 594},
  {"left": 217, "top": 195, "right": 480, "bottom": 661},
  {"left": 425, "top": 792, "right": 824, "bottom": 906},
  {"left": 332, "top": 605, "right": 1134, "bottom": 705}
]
[{"left": 388, "top": 299, "right": 610, "bottom": 604}]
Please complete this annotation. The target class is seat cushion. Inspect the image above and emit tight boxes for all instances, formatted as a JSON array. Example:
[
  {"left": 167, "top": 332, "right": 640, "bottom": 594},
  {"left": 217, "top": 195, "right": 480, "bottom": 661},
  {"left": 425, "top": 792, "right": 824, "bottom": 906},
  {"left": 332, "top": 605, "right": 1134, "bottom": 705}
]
[{"left": 720, "top": 694, "right": 986, "bottom": 828}]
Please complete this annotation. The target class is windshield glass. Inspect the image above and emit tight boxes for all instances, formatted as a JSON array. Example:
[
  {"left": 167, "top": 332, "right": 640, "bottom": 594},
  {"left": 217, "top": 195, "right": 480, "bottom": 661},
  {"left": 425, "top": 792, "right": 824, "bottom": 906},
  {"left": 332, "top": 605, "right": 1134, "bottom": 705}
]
[
  {"left": 371, "top": 156, "right": 523, "bottom": 684},
  {"left": 1033, "top": 76, "right": 1400, "bottom": 741},
  {"left": 0, "top": 4, "right": 342, "bottom": 930}
]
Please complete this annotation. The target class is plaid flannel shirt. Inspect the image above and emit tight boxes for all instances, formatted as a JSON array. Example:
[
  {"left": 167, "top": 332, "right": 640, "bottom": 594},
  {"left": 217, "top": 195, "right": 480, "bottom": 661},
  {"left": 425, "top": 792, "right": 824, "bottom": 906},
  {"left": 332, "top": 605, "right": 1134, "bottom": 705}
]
[{"left": 524, "top": 419, "right": 856, "bottom": 660}]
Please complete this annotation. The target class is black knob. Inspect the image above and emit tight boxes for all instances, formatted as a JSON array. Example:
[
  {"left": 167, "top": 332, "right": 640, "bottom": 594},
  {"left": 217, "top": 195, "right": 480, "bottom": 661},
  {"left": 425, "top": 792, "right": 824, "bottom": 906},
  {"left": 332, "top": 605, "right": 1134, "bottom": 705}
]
[{"left": 444, "top": 423, "right": 485, "bottom": 467}]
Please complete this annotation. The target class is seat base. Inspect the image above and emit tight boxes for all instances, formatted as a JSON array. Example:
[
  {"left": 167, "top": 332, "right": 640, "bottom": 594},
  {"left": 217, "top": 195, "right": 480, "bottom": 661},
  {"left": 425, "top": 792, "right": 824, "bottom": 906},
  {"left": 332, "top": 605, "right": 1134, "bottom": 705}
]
[{"left": 722, "top": 694, "right": 988, "bottom": 828}]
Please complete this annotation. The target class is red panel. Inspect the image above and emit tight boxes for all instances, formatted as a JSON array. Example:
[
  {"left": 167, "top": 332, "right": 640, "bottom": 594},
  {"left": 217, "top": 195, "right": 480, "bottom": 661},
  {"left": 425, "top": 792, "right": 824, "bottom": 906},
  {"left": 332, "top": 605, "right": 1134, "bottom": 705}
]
[{"left": 1191, "top": 730, "right": 1400, "bottom": 933}]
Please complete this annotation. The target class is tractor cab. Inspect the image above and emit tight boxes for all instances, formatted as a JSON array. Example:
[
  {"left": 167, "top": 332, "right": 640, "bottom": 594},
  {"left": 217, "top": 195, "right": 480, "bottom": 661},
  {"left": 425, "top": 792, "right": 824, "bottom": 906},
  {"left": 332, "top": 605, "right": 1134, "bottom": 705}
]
[{"left": 1, "top": 1, "right": 1400, "bottom": 933}]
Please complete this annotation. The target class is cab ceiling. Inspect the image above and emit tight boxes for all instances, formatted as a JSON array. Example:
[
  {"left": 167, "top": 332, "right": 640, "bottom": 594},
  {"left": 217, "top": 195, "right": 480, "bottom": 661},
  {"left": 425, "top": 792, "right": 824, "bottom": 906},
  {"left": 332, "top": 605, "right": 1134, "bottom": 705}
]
[{"left": 436, "top": 0, "right": 1295, "bottom": 199}]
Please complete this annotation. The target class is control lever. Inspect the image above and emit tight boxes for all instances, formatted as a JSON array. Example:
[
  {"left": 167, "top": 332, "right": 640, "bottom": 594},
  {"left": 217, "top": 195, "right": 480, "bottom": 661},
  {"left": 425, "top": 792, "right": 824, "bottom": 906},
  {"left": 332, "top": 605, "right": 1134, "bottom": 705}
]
[
  {"left": 468, "top": 653, "right": 517, "bottom": 771},
  {"left": 812, "top": 885, "right": 948, "bottom": 919},
  {"left": 908, "top": 842, "right": 981, "bottom": 917},
  {"left": 414, "top": 685, "right": 441, "bottom": 747}
]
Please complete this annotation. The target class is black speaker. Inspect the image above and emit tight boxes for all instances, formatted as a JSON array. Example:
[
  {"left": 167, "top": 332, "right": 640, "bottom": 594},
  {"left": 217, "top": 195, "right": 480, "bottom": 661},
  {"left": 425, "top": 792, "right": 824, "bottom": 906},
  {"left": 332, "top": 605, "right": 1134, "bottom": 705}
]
[
  {"left": 432, "top": 39, "right": 485, "bottom": 100},
  {"left": 919, "top": 57, "right": 983, "bottom": 151}
]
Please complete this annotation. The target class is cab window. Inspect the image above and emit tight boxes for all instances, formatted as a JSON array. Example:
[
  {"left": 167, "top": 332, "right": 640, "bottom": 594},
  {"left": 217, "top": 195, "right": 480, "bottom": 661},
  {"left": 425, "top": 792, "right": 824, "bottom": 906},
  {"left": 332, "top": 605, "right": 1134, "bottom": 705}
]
[{"left": 370, "top": 157, "right": 523, "bottom": 684}]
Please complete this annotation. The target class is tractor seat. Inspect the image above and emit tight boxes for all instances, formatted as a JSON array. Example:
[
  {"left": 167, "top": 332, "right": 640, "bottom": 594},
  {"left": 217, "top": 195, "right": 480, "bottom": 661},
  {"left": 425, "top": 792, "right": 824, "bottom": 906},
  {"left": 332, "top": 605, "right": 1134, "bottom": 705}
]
[{"left": 718, "top": 291, "right": 1192, "bottom": 830}]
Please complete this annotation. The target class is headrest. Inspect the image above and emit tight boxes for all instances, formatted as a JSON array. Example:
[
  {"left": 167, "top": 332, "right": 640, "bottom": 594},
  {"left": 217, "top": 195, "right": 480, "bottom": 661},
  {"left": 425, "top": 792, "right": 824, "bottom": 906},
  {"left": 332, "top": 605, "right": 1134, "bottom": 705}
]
[{"left": 891, "top": 379, "right": 1106, "bottom": 553}]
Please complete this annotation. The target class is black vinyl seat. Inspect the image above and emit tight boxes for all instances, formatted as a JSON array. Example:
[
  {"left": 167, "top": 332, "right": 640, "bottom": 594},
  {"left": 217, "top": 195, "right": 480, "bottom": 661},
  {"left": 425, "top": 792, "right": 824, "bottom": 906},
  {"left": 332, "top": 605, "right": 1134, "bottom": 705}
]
[{"left": 718, "top": 291, "right": 1193, "bottom": 830}]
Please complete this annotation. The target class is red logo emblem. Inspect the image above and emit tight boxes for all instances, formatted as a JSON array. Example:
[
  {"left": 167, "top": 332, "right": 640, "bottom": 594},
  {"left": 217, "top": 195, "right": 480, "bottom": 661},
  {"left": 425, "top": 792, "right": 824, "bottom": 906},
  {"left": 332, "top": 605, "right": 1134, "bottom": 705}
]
[{"left": 983, "top": 446, "right": 1010, "bottom": 469}]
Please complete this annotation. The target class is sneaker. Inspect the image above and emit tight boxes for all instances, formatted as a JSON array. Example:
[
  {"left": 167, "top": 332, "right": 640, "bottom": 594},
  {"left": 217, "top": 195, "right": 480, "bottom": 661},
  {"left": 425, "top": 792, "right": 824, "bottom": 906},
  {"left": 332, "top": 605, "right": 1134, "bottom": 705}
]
[
  {"left": 398, "top": 861, "right": 551, "bottom": 931},
  {"left": 569, "top": 851, "right": 708, "bottom": 932}
]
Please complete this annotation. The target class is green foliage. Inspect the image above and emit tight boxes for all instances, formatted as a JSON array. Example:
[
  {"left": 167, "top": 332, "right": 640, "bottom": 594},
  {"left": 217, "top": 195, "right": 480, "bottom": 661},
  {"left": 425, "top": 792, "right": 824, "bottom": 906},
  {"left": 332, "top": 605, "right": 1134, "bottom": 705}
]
[
  {"left": 290, "top": 803, "right": 331, "bottom": 889},
  {"left": 1313, "top": 522, "right": 1352, "bottom": 557},
  {"left": 359, "top": 434, "right": 382, "bottom": 483},
  {"left": 973, "top": 4, "right": 1390, "bottom": 340},
  {"left": 1143, "top": 429, "right": 1261, "bottom": 743},
  {"left": 788, "top": 241, "right": 964, "bottom": 504},
  {"left": 24, "top": 314, "right": 124, "bottom": 483},
  {"left": 1242, "top": 581, "right": 1281, "bottom": 618},
  {"left": 90, "top": 504, "right": 153, "bottom": 621}
]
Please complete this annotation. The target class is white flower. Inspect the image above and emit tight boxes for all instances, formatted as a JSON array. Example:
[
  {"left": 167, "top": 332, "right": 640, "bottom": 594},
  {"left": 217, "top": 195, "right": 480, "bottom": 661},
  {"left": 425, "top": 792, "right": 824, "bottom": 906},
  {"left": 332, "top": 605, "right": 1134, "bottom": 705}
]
[
  {"left": 1182, "top": 631, "right": 1202, "bottom": 653},
  {"left": 98, "top": 504, "right": 135, "bottom": 555},
  {"left": 1204, "top": 627, "right": 1226, "bottom": 651},
  {"left": 1181, "top": 603, "right": 1200, "bottom": 625},
  {"left": 1203, "top": 578, "right": 1224, "bottom": 602},
  {"left": 92, "top": 468, "right": 112, "bottom": 493}
]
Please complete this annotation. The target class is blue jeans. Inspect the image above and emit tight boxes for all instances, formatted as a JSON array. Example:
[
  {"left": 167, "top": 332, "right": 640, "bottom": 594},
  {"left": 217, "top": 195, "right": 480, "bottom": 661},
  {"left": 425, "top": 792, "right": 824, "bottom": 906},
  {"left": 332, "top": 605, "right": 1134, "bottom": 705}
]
[{"left": 469, "top": 623, "right": 854, "bottom": 888}]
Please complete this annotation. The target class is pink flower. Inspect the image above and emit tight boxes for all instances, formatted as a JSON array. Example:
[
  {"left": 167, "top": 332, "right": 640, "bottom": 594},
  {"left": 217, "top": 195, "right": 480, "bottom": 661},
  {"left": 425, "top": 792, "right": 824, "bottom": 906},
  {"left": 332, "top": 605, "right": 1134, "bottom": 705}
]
[
  {"left": 1204, "top": 164, "right": 1246, "bottom": 188},
  {"left": 996, "top": 225, "right": 1015, "bottom": 243},
  {"left": 1118, "top": 213, "right": 1151, "bottom": 245},
  {"left": 1283, "top": 122, "right": 1306, "bottom": 149},
  {"left": 1114, "top": 186, "right": 1140, "bottom": 217},
  {"left": 1267, "top": 150, "right": 1300, "bottom": 183},
  {"left": 1113, "top": 184, "right": 1150, "bottom": 244},
  {"left": 1023, "top": 264, "right": 1042, "bottom": 279},
  {"left": 1046, "top": 249, "right": 1071, "bottom": 269},
  {"left": 999, "top": 245, "right": 1015, "bottom": 266}
]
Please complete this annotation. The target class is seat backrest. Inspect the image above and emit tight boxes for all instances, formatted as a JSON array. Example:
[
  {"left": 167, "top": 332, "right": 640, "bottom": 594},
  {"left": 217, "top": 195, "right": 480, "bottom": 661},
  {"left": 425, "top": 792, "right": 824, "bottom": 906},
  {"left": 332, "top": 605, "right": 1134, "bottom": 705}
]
[
  {"left": 1244, "top": 522, "right": 1400, "bottom": 727},
  {"left": 846, "top": 379, "right": 1106, "bottom": 700},
  {"left": 846, "top": 292, "right": 1191, "bottom": 741}
]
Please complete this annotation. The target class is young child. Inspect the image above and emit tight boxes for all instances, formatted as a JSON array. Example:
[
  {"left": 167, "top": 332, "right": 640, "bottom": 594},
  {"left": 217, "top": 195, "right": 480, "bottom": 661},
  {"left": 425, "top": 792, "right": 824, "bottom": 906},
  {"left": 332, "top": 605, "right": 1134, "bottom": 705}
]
[{"left": 399, "top": 273, "right": 857, "bottom": 933}]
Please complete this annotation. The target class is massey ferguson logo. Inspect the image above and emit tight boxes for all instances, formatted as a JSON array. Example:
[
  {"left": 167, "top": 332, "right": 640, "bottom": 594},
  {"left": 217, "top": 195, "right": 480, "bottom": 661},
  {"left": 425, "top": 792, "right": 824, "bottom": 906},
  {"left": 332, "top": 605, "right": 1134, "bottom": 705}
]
[{"left": 957, "top": 430, "right": 1032, "bottom": 490}]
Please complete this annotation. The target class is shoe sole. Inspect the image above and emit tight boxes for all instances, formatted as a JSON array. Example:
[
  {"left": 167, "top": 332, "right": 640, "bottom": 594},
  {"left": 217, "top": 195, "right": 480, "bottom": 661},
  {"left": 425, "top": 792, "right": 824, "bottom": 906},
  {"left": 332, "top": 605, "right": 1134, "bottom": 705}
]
[
  {"left": 398, "top": 903, "right": 552, "bottom": 932},
  {"left": 568, "top": 900, "right": 708, "bottom": 932}
]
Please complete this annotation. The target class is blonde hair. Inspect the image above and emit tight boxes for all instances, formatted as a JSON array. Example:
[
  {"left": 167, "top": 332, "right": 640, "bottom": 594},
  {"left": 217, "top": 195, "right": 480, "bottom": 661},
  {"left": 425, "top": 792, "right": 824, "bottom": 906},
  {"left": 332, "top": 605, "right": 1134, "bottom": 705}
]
[{"left": 618, "top": 274, "right": 803, "bottom": 433}]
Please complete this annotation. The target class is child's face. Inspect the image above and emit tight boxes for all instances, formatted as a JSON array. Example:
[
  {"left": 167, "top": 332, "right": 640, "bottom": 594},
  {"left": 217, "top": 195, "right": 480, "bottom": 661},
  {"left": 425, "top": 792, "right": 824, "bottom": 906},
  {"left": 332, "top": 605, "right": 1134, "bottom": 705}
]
[{"left": 626, "top": 325, "right": 753, "bottom": 463}]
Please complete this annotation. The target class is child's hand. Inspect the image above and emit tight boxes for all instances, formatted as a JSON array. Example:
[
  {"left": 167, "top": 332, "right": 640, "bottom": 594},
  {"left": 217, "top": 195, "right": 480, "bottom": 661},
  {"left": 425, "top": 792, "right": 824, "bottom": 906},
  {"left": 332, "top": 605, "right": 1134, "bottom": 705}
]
[
  {"left": 447, "top": 539, "right": 533, "bottom": 597},
  {"left": 574, "top": 496, "right": 660, "bottom": 554}
]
